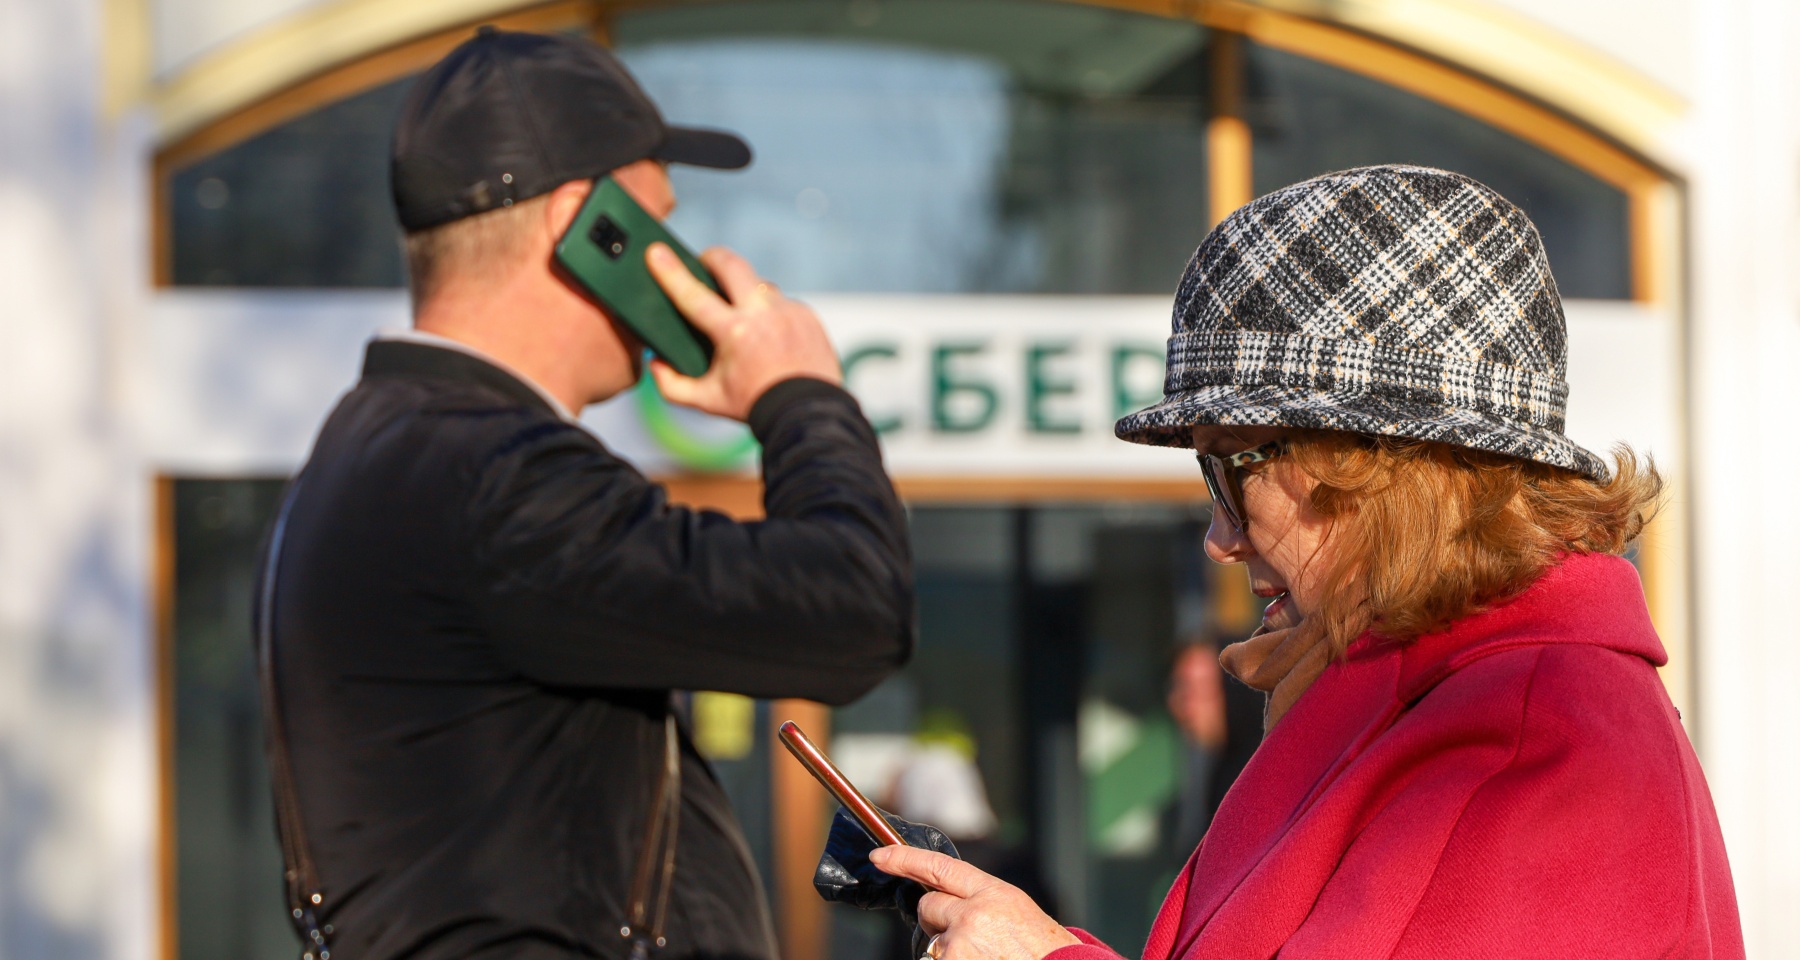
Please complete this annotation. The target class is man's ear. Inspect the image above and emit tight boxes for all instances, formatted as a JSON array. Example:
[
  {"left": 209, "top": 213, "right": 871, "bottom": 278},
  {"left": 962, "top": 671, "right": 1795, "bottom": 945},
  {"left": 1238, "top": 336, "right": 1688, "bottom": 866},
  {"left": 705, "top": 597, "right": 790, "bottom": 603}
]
[{"left": 543, "top": 179, "right": 594, "bottom": 243}]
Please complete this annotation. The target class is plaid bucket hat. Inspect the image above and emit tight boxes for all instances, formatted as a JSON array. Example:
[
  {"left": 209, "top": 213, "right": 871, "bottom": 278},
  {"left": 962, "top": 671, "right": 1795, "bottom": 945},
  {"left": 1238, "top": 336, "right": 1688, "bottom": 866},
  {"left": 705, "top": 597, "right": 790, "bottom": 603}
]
[{"left": 1114, "top": 164, "right": 1607, "bottom": 480}]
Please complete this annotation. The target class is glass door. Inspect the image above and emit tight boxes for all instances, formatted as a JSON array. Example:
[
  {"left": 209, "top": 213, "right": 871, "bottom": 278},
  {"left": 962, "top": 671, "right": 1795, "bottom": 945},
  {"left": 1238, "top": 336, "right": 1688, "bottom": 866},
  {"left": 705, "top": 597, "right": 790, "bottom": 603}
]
[{"left": 828, "top": 504, "right": 1261, "bottom": 958}]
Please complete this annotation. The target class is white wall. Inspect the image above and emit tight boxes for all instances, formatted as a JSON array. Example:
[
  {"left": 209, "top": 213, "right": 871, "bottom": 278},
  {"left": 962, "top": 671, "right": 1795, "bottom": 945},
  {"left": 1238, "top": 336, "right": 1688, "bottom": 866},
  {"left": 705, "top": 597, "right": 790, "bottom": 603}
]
[
  {"left": 151, "top": 0, "right": 314, "bottom": 75},
  {"left": 0, "top": 0, "right": 156, "bottom": 957},
  {"left": 1495, "top": 0, "right": 1694, "bottom": 97},
  {"left": 145, "top": 0, "right": 1704, "bottom": 96},
  {"left": 1684, "top": 0, "right": 1800, "bottom": 954}
]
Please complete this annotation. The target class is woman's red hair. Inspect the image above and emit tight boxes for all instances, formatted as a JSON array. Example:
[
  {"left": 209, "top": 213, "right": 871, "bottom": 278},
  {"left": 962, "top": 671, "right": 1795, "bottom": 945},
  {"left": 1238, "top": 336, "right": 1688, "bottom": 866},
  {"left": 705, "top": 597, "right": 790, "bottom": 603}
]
[{"left": 1281, "top": 432, "right": 1663, "bottom": 652}]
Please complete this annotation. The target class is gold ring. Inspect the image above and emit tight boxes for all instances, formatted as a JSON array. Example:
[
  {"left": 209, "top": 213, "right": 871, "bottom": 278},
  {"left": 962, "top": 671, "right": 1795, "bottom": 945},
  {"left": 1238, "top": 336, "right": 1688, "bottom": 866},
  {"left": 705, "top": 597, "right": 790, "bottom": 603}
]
[{"left": 922, "top": 933, "right": 945, "bottom": 960}]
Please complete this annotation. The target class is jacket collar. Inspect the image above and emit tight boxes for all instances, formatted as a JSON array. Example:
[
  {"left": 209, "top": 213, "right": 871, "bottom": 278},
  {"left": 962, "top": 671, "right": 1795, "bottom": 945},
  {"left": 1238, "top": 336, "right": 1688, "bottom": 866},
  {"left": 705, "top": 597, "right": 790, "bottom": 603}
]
[
  {"left": 361, "top": 338, "right": 566, "bottom": 420},
  {"left": 1370, "top": 551, "right": 1666, "bottom": 704}
]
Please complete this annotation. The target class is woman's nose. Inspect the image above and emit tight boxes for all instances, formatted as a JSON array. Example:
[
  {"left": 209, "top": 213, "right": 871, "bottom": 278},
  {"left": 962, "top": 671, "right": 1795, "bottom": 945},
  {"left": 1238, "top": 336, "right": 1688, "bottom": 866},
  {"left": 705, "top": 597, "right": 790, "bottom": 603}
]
[{"left": 1203, "top": 507, "right": 1253, "bottom": 564}]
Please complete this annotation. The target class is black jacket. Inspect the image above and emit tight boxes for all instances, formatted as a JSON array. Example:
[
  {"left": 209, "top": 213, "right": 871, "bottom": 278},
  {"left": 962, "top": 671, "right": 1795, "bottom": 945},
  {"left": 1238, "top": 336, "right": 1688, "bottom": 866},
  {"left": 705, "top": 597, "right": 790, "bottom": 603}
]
[{"left": 262, "top": 340, "right": 913, "bottom": 959}]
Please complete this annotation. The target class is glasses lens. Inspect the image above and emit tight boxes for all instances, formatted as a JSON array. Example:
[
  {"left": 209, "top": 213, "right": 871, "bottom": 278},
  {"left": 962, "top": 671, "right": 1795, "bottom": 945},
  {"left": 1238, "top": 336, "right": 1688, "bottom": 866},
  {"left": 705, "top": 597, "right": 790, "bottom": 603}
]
[{"left": 1201, "top": 456, "right": 1244, "bottom": 531}]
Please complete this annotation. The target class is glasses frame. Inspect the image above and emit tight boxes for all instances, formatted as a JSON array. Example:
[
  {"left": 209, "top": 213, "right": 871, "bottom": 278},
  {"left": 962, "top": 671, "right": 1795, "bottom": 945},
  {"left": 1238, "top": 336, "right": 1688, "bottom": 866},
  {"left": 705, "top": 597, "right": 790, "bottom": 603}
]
[{"left": 1196, "top": 439, "right": 1288, "bottom": 533}]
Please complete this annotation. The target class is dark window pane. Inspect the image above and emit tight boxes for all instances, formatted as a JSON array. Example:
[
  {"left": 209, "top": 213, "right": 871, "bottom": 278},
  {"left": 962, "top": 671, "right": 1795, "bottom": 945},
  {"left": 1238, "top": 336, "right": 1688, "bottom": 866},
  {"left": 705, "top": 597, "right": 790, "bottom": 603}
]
[
  {"left": 614, "top": 0, "right": 1212, "bottom": 293},
  {"left": 168, "top": 1, "right": 1216, "bottom": 294},
  {"left": 163, "top": 14, "right": 1632, "bottom": 299},
  {"left": 1246, "top": 42, "right": 1632, "bottom": 299},
  {"left": 169, "top": 80, "right": 411, "bottom": 287},
  {"left": 171, "top": 479, "right": 295, "bottom": 960}
]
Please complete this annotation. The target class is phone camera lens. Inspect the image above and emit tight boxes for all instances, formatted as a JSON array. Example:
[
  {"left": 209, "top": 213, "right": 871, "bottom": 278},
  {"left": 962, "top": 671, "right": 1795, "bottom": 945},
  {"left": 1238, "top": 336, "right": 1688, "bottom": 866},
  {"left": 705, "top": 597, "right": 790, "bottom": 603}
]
[{"left": 590, "top": 215, "right": 630, "bottom": 261}]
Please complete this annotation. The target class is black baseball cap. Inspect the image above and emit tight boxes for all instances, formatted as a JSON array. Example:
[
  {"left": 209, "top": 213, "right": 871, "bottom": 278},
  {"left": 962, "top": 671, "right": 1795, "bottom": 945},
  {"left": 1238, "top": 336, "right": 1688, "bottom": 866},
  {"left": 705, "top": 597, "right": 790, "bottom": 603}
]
[{"left": 391, "top": 26, "right": 751, "bottom": 231}]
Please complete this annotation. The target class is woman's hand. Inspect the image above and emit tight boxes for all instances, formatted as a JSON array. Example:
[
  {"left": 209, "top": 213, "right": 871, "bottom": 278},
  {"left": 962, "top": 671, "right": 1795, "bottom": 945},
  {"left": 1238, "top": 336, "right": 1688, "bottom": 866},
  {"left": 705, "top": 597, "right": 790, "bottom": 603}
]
[{"left": 870, "top": 845, "right": 1080, "bottom": 960}]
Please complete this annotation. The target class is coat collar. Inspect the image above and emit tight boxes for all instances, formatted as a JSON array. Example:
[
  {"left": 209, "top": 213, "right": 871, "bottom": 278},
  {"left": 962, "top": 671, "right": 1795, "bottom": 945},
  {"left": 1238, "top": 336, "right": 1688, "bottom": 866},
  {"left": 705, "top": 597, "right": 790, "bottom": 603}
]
[
  {"left": 361, "top": 338, "right": 566, "bottom": 421},
  {"left": 1380, "top": 551, "right": 1666, "bottom": 705},
  {"left": 1162, "top": 551, "right": 1666, "bottom": 958}
]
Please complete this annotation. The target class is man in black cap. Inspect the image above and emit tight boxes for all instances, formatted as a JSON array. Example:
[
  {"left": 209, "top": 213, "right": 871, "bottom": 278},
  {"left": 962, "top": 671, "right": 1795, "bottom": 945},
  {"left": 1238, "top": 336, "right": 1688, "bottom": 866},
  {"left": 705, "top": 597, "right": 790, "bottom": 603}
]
[{"left": 256, "top": 27, "right": 913, "bottom": 960}]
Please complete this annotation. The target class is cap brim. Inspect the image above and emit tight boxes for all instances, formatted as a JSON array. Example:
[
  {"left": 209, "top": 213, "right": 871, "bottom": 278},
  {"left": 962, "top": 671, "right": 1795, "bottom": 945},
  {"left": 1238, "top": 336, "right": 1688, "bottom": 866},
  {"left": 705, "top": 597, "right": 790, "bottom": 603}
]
[
  {"left": 1114, "top": 384, "right": 1610, "bottom": 481},
  {"left": 655, "top": 126, "right": 752, "bottom": 169}
]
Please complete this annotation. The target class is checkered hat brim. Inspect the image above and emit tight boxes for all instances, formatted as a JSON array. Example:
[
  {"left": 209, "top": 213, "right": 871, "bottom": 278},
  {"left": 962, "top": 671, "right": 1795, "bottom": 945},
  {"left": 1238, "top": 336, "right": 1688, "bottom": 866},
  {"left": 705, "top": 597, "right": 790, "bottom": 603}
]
[
  {"left": 1118, "top": 384, "right": 1607, "bottom": 478},
  {"left": 1114, "top": 164, "right": 1607, "bottom": 480}
]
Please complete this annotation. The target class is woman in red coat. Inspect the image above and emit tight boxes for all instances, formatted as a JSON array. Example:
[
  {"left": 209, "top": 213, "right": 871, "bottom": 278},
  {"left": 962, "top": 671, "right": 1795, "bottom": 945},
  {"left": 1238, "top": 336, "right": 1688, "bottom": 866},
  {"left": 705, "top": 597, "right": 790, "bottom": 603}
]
[{"left": 843, "top": 166, "right": 1743, "bottom": 958}]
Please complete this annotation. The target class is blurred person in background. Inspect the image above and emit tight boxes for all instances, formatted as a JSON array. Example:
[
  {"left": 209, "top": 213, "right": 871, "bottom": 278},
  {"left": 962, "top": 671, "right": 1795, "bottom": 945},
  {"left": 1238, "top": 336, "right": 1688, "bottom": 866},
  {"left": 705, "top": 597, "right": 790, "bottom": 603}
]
[
  {"left": 1164, "top": 636, "right": 1260, "bottom": 853},
  {"left": 255, "top": 28, "right": 913, "bottom": 960},
  {"left": 824, "top": 165, "right": 1741, "bottom": 959}
]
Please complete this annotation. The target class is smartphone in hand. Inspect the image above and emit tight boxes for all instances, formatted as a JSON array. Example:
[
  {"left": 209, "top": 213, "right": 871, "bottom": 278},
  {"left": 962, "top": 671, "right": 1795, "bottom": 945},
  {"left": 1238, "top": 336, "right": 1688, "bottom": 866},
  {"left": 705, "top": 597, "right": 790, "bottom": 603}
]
[
  {"left": 553, "top": 175, "right": 715, "bottom": 377},
  {"left": 778, "top": 720, "right": 909, "bottom": 848}
]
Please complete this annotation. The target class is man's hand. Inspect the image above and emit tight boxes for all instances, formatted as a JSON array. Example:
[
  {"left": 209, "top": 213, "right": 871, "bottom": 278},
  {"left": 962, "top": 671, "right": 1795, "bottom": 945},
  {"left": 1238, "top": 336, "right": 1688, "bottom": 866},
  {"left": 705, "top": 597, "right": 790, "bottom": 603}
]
[
  {"left": 870, "top": 846, "right": 1080, "bottom": 960},
  {"left": 645, "top": 242, "right": 841, "bottom": 422}
]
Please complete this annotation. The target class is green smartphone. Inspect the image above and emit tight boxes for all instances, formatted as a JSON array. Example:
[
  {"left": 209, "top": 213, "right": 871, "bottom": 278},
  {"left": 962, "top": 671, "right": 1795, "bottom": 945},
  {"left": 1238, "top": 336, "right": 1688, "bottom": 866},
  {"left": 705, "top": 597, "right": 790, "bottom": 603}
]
[{"left": 553, "top": 175, "right": 716, "bottom": 377}]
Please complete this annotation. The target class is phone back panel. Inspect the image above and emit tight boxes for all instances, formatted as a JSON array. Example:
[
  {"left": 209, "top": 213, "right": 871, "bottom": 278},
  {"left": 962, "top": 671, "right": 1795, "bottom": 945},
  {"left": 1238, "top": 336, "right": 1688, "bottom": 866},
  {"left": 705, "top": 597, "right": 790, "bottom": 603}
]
[{"left": 553, "top": 177, "right": 716, "bottom": 377}]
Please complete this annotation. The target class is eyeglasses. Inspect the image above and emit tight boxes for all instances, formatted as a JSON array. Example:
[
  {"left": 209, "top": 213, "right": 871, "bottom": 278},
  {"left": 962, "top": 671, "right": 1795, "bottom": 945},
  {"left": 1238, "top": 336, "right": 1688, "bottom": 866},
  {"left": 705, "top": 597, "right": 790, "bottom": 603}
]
[{"left": 1196, "top": 439, "right": 1288, "bottom": 533}]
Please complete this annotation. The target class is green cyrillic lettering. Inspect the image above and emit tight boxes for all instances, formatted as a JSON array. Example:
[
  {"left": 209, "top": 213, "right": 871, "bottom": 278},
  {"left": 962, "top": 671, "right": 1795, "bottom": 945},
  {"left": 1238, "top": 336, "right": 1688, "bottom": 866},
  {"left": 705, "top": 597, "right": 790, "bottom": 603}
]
[
  {"left": 841, "top": 343, "right": 903, "bottom": 434},
  {"left": 1111, "top": 344, "right": 1166, "bottom": 420},
  {"left": 1026, "top": 341, "right": 1081, "bottom": 434},
  {"left": 931, "top": 342, "right": 999, "bottom": 433}
]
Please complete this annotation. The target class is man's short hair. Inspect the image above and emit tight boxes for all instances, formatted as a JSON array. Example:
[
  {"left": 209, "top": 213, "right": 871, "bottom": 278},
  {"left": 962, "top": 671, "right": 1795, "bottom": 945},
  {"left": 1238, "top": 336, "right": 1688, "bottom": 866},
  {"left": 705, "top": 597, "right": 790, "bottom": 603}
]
[{"left": 403, "top": 194, "right": 551, "bottom": 308}]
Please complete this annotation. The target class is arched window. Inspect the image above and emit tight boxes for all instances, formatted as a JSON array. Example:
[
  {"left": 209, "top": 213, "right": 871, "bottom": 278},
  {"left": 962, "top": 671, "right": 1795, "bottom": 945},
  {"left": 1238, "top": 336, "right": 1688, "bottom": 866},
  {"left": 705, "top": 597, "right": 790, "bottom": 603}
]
[{"left": 157, "top": 0, "right": 1659, "bottom": 302}]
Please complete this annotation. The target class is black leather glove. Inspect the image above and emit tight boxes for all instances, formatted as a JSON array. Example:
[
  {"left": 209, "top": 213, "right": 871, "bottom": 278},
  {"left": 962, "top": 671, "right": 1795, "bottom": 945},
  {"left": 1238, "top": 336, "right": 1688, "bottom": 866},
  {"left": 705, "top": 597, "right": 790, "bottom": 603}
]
[{"left": 814, "top": 806, "right": 960, "bottom": 954}]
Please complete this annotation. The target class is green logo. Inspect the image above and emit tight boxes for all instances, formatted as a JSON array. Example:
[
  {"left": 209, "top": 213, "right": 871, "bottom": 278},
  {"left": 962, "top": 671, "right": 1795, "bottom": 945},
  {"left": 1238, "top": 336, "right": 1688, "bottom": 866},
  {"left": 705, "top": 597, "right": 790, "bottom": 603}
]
[{"left": 634, "top": 375, "right": 759, "bottom": 472}]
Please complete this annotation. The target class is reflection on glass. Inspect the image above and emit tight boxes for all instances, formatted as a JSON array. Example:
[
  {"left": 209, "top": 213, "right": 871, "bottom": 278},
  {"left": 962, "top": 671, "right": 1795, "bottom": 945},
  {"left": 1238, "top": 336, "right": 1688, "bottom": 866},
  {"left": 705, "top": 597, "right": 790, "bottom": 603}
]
[
  {"left": 163, "top": 7, "right": 1634, "bottom": 301},
  {"left": 614, "top": 0, "right": 1212, "bottom": 293},
  {"left": 169, "top": 1, "right": 1215, "bottom": 294},
  {"left": 1245, "top": 42, "right": 1632, "bottom": 299}
]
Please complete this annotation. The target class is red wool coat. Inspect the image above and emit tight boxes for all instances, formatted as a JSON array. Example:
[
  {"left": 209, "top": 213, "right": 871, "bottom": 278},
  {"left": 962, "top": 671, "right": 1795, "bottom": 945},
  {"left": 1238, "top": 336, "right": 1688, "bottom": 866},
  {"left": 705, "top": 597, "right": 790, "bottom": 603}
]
[{"left": 1049, "top": 553, "right": 1742, "bottom": 960}]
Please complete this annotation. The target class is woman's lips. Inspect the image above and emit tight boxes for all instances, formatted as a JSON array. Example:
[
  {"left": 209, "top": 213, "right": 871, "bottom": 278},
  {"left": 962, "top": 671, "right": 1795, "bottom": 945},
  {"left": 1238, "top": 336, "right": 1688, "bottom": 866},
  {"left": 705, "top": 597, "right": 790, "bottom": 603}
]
[{"left": 1261, "top": 591, "right": 1301, "bottom": 631}]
